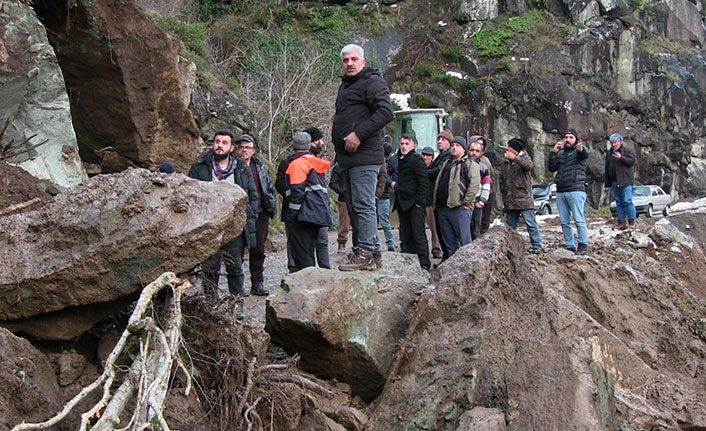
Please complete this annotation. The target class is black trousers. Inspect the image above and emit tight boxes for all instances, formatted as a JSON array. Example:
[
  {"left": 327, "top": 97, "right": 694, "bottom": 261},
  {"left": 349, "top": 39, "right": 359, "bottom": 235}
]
[
  {"left": 398, "top": 204, "right": 430, "bottom": 269},
  {"left": 244, "top": 212, "right": 270, "bottom": 283},
  {"left": 287, "top": 219, "right": 320, "bottom": 272},
  {"left": 471, "top": 204, "right": 483, "bottom": 240},
  {"left": 202, "top": 234, "right": 245, "bottom": 296},
  {"left": 481, "top": 191, "right": 495, "bottom": 234}
]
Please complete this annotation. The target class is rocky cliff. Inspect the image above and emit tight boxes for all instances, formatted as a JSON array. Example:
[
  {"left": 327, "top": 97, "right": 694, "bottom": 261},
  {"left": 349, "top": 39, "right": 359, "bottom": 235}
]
[{"left": 383, "top": 0, "right": 706, "bottom": 205}]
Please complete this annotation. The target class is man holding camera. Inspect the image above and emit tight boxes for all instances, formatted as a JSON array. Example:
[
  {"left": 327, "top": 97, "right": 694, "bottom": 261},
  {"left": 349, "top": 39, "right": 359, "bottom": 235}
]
[{"left": 548, "top": 128, "right": 589, "bottom": 255}]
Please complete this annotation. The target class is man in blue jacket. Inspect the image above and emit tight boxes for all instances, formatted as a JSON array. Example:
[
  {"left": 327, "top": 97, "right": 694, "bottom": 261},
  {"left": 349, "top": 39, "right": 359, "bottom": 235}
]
[
  {"left": 333, "top": 44, "right": 394, "bottom": 271},
  {"left": 188, "top": 130, "right": 258, "bottom": 297},
  {"left": 548, "top": 128, "right": 589, "bottom": 255}
]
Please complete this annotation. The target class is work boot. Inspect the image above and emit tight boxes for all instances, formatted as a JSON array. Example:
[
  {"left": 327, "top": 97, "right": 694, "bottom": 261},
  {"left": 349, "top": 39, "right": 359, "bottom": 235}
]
[
  {"left": 576, "top": 243, "right": 588, "bottom": 255},
  {"left": 339, "top": 247, "right": 376, "bottom": 271},
  {"left": 251, "top": 280, "right": 269, "bottom": 296},
  {"left": 373, "top": 250, "right": 383, "bottom": 268},
  {"left": 564, "top": 245, "right": 576, "bottom": 253},
  {"left": 338, "top": 243, "right": 346, "bottom": 254}
]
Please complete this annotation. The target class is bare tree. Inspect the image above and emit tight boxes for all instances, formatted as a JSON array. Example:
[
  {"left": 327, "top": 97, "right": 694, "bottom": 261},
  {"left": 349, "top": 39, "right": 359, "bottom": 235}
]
[{"left": 238, "top": 35, "right": 339, "bottom": 163}]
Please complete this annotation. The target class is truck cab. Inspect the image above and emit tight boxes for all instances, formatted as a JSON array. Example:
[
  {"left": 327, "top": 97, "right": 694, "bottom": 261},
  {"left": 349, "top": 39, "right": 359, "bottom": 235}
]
[{"left": 392, "top": 109, "right": 451, "bottom": 153}]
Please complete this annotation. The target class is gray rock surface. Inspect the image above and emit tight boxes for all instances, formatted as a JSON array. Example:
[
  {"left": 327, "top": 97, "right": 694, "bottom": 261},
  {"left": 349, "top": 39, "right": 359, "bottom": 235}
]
[
  {"left": 265, "top": 253, "right": 431, "bottom": 401},
  {"left": 457, "top": 407, "right": 506, "bottom": 431},
  {"left": 0, "top": 0, "right": 86, "bottom": 188},
  {"left": 0, "top": 168, "right": 247, "bottom": 321}
]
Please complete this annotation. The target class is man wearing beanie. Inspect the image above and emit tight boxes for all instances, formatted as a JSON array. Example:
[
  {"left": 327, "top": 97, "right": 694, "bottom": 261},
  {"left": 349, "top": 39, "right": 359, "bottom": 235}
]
[
  {"left": 303, "top": 126, "right": 331, "bottom": 269},
  {"left": 333, "top": 44, "right": 394, "bottom": 271},
  {"left": 432, "top": 136, "right": 480, "bottom": 258},
  {"left": 500, "top": 138, "right": 543, "bottom": 253},
  {"left": 428, "top": 129, "right": 455, "bottom": 259},
  {"left": 548, "top": 128, "right": 589, "bottom": 255},
  {"left": 283, "top": 132, "right": 333, "bottom": 271},
  {"left": 604, "top": 133, "right": 636, "bottom": 229},
  {"left": 188, "top": 130, "right": 259, "bottom": 299}
]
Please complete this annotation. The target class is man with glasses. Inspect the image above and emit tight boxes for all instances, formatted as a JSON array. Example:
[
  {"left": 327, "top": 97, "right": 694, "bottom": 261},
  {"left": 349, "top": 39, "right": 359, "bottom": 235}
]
[{"left": 236, "top": 134, "right": 274, "bottom": 296}]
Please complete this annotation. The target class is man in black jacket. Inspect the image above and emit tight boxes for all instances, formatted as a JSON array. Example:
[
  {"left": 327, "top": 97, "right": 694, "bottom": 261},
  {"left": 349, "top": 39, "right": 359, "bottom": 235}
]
[
  {"left": 548, "top": 128, "right": 589, "bottom": 255},
  {"left": 333, "top": 44, "right": 394, "bottom": 271},
  {"left": 391, "top": 134, "right": 430, "bottom": 270},
  {"left": 188, "top": 130, "right": 258, "bottom": 297},
  {"left": 428, "top": 129, "right": 454, "bottom": 260},
  {"left": 236, "top": 134, "right": 273, "bottom": 296}
]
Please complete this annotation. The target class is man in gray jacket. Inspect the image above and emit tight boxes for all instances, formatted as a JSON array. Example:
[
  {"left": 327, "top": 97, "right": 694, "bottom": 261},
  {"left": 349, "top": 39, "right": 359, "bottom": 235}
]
[{"left": 605, "top": 133, "right": 637, "bottom": 229}]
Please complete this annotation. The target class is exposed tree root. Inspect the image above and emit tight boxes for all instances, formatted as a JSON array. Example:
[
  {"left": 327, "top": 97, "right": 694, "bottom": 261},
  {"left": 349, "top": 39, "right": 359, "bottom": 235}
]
[{"left": 11, "top": 272, "right": 190, "bottom": 431}]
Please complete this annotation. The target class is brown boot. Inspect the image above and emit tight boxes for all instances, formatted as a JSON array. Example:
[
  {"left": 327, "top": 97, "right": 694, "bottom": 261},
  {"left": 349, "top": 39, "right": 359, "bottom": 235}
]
[
  {"left": 618, "top": 221, "right": 629, "bottom": 230},
  {"left": 339, "top": 247, "right": 376, "bottom": 271},
  {"left": 628, "top": 218, "right": 637, "bottom": 228}
]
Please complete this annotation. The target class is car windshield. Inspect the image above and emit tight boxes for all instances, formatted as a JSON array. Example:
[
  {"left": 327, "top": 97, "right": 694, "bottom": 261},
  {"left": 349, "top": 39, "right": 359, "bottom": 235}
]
[
  {"left": 633, "top": 187, "right": 651, "bottom": 197},
  {"left": 533, "top": 185, "right": 548, "bottom": 198}
]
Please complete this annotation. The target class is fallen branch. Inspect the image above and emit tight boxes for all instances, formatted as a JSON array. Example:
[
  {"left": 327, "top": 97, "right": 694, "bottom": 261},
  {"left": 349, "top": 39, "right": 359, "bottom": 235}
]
[
  {"left": 11, "top": 272, "right": 191, "bottom": 431},
  {"left": 0, "top": 197, "right": 41, "bottom": 217}
]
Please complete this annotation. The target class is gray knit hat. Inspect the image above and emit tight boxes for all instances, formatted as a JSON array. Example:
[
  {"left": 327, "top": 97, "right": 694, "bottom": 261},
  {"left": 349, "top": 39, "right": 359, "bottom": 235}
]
[
  {"left": 451, "top": 136, "right": 468, "bottom": 151},
  {"left": 292, "top": 132, "right": 312, "bottom": 150}
]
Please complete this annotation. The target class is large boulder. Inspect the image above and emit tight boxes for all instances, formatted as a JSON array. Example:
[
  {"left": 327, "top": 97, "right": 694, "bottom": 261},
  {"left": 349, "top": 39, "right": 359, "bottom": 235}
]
[
  {"left": 0, "top": 168, "right": 247, "bottom": 321},
  {"left": 0, "top": 0, "right": 86, "bottom": 188},
  {"left": 32, "top": 0, "right": 200, "bottom": 174},
  {"left": 0, "top": 327, "right": 62, "bottom": 430},
  {"left": 265, "top": 253, "right": 431, "bottom": 401},
  {"left": 366, "top": 228, "right": 706, "bottom": 430}
]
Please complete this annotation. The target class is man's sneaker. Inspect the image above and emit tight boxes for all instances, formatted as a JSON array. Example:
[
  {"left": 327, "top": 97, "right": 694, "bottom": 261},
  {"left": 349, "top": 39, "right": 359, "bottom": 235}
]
[
  {"left": 528, "top": 247, "right": 544, "bottom": 254},
  {"left": 564, "top": 245, "right": 576, "bottom": 253},
  {"left": 338, "top": 243, "right": 346, "bottom": 254},
  {"left": 432, "top": 249, "right": 443, "bottom": 259},
  {"left": 373, "top": 251, "right": 383, "bottom": 268},
  {"left": 251, "top": 281, "right": 269, "bottom": 296},
  {"left": 576, "top": 243, "right": 588, "bottom": 255},
  {"left": 339, "top": 247, "right": 376, "bottom": 271}
]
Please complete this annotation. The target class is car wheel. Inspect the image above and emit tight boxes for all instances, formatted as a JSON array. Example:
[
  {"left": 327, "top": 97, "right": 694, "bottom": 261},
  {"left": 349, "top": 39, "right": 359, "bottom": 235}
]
[
  {"left": 662, "top": 205, "right": 670, "bottom": 217},
  {"left": 539, "top": 205, "right": 549, "bottom": 215},
  {"left": 646, "top": 204, "right": 653, "bottom": 218}
]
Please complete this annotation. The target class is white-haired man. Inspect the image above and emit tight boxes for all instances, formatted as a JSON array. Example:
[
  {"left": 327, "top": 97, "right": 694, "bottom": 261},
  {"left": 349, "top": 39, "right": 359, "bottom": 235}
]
[{"left": 332, "top": 44, "right": 394, "bottom": 271}]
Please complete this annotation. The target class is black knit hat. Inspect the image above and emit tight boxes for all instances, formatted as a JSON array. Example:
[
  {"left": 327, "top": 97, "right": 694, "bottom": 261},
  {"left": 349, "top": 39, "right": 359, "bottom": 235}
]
[
  {"left": 507, "top": 138, "right": 527, "bottom": 152},
  {"left": 451, "top": 136, "right": 468, "bottom": 151},
  {"left": 564, "top": 128, "right": 579, "bottom": 140},
  {"left": 304, "top": 127, "right": 324, "bottom": 142}
]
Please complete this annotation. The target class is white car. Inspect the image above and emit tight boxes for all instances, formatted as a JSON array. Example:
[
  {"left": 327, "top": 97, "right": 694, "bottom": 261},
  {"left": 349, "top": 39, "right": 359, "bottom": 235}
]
[{"left": 610, "top": 185, "right": 672, "bottom": 218}]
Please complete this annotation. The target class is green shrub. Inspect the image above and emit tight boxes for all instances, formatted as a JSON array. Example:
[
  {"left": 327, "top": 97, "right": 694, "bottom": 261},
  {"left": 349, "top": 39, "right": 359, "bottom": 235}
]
[
  {"left": 155, "top": 15, "right": 209, "bottom": 54},
  {"left": 442, "top": 45, "right": 464, "bottom": 61},
  {"left": 472, "top": 10, "right": 545, "bottom": 58}
]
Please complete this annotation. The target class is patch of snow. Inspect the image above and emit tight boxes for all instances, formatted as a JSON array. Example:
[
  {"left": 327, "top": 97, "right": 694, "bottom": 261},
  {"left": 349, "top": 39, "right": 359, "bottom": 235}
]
[
  {"left": 390, "top": 93, "right": 410, "bottom": 111},
  {"left": 446, "top": 71, "right": 465, "bottom": 80},
  {"left": 437, "top": 20, "right": 447, "bottom": 26}
]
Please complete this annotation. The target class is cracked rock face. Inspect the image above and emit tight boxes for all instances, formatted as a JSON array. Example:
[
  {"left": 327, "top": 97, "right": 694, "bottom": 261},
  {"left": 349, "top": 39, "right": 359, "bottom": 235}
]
[
  {"left": 0, "top": 168, "right": 247, "bottom": 322},
  {"left": 265, "top": 253, "right": 430, "bottom": 401},
  {"left": 0, "top": 0, "right": 86, "bottom": 188}
]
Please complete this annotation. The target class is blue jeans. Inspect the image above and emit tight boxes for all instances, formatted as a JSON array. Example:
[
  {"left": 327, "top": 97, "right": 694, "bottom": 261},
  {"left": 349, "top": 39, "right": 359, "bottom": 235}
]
[
  {"left": 556, "top": 191, "right": 588, "bottom": 248},
  {"left": 505, "top": 209, "right": 542, "bottom": 250},
  {"left": 376, "top": 198, "right": 394, "bottom": 250},
  {"left": 344, "top": 164, "right": 382, "bottom": 252},
  {"left": 611, "top": 182, "right": 637, "bottom": 222},
  {"left": 437, "top": 206, "right": 472, "bottom": 257}
]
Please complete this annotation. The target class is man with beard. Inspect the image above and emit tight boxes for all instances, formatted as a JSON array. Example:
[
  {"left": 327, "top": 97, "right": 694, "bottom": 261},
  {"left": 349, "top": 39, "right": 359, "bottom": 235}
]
[
  {"left": 548, "top": 128, "right": 589, "bottom": 255},
  {"left": 605, "top": 133, "right": 637, "bottom": 230},
  {"left": 189, "top": 130, "right": 258, "bottom": 297},
  {"left": 333, "top": 44, "right": 394, "bottom": 271},
  {"left": 468, "top": 141, "right": 492, "bottom": 240}
]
